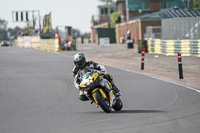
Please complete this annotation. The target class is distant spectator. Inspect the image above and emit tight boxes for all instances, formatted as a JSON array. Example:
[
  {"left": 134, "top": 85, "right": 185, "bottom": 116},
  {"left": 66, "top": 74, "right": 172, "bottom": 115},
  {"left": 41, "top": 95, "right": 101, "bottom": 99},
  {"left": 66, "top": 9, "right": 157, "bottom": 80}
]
[
  {"left": 64, "top": 40, "right": 72, "bottom": 50},
  {"left": 18, "top": 31, "right": 22, "bottom": 36},
  {"left": 37, "top": 29, "right": 41, "bottom": 35},
  {"left": 126, "top": 30, "right": 131, "bottom": 40},
  {"left": 55, "top": 32, "right": 61, "bottom": 50},
  {"left": 120, "top": 35, "right": 125, "bottom": 44},
  {"left": 33, "top": 30, "right": 37, "bottom": 35}
]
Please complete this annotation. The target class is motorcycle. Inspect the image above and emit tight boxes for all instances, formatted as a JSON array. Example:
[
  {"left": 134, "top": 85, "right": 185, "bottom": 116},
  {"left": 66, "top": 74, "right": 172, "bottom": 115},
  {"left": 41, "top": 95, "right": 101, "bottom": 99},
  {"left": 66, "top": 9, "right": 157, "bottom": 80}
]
[{"left": 79, "top": 70, "right": 123, "bottom": 113}]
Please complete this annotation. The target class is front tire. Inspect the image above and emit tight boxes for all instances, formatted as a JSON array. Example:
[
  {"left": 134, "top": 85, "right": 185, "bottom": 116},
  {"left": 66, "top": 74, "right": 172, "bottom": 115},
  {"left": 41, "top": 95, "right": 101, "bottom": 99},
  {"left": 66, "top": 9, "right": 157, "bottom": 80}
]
[{"left": 93, "top": 91, "right": 111, "bottom": 113}]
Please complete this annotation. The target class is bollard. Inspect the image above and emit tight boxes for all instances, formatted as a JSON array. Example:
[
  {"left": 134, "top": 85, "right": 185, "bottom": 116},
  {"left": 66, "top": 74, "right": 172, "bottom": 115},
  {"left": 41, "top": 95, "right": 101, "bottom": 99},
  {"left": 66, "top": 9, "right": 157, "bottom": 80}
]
[
  {"left": 141, "top": 48, "right": 145, "bottom": 70},
  {"left": 178, "top": 52, "right": 184, "bottom": 79},
  {"left": 73, "top": 39, "right": 77, "bottom": 51}
]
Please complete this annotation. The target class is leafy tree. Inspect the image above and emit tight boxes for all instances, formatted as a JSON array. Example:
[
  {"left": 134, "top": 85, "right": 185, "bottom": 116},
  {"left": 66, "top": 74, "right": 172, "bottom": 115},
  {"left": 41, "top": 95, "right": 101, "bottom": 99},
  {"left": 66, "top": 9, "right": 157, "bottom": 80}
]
[
  {"left": 81, "top": 32, "right": 90, "bottom": 38},
  {"left": 110, "top": 12, "right": 121, "bottom": 28},
  {"left": 72, "top": 28, "right": 81, "bottom": 38},
  {"left": 0, "top": 19, "right": 8, "bottom": 30},
  {"left": 193, "top": 0, "right": 200, "bottom": 10},
  {"left": 0, "top": 18, "right": 27, "bottom": 40},
  {"left": 0, "top": 29, "right": 8, "bottom": 40},
  {"left": 0, "top": 31, "right": 8, "bottom": 41},
  {"left": 0, "top": 18, "right": 8, "bottom": 40},
  {"left": 7, "top": 26, "right": 21, "bottom": 40}
]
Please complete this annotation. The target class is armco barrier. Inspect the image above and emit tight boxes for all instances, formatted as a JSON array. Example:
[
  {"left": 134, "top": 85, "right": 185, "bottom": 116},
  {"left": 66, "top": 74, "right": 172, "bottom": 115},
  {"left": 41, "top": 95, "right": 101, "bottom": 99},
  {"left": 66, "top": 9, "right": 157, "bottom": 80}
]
[{"left": 147, "top": 38, "right": 200, "bottom": 57}]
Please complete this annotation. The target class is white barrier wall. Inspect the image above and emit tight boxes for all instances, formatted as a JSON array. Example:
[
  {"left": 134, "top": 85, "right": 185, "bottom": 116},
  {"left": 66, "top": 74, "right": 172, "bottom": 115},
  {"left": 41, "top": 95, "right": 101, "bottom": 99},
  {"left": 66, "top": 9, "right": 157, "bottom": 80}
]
[
  {"left": 17, "top": 36, "right": 40, "bottom": 49},
  {"left": 31, "top": 36, "right": 40, "bottom": 49},
  {"left": 16, "top": 36, "right": 60, "bottom": 52},
  {"left": 99, "top": 37, "right": 110, "bottom": 46}
]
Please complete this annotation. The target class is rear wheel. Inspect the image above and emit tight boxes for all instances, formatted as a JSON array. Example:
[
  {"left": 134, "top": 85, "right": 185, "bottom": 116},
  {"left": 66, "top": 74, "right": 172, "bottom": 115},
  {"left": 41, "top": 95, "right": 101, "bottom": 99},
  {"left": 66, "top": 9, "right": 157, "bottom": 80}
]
[
  {"left": 112, "top": 98, "right": 123, "bottom": 111},
  {"left": 93, "top": 91, "right": 111, "bottom": 113}
]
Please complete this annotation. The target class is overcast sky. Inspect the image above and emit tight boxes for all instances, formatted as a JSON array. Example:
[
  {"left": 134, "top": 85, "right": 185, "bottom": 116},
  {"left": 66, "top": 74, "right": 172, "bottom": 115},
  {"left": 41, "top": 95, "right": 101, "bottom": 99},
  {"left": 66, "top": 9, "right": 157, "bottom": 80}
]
[{"left": 0, "top": 0, "right": 103, "bottom": 33}]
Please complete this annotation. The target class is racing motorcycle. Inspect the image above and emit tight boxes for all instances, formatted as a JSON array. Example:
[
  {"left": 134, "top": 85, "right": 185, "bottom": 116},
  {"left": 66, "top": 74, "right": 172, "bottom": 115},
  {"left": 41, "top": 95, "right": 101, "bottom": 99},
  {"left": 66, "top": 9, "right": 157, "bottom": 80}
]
[{"left": 79, "top": 70, "right": 123, "bottom": 113}]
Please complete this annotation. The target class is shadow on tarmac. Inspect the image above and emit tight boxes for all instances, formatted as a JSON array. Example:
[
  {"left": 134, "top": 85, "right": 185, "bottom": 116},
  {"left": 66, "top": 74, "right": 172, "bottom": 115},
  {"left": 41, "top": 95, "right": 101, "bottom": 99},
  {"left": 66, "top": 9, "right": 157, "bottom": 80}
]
[
  {"left": 112, "top": 110, "right": 165, "bottom": 114},
  {"left": 81, "top": 110, "right": 165, "bottom": 114}
]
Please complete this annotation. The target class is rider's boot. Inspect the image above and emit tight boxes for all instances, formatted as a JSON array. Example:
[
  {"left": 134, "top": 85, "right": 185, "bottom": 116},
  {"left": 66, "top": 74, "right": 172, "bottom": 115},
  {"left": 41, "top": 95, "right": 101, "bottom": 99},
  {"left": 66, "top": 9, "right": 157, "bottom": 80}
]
[
  {"left": 79, "top": 90, "right": 89, "bottom": 101},
  {"left": 112, "top": 84, "right": 121, "bottom": 97},
  {"left": 104, "top": 74, "right": 121, "bottom": 96}
]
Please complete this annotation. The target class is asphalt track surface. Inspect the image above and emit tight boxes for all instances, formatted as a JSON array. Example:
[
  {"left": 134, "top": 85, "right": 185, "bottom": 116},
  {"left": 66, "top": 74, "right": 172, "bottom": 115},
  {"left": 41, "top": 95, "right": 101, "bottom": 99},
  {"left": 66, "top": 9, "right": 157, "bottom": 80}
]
[{"left": 0, "top": 47, "right": 200, "bottom": 133}]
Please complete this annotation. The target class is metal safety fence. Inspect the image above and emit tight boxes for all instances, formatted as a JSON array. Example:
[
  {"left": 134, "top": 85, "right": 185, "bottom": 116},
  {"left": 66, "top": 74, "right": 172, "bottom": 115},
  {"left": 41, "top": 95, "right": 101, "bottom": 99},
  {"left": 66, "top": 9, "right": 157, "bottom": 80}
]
[
  {"left": 162, "top": 17, "right": 200, "bottom": 40},
  {"left": 145, "top": 17, "right": 200, "bottom": 40}
]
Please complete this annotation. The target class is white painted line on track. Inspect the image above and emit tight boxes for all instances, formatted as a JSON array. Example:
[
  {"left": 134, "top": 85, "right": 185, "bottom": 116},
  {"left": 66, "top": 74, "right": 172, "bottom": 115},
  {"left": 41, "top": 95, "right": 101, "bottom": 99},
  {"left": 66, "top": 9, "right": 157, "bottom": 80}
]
[
  {"left": 163, "top": 90, "right": 178, "bottom": 107},
  {"left": 105, "top": 64, "right": 200, "bottom": 94},
  {"left": 54, "top": 52, "right": 73, "bottom": 58},
  {"left": 57, "top": 52, "right": 200, "bottom": 94}
]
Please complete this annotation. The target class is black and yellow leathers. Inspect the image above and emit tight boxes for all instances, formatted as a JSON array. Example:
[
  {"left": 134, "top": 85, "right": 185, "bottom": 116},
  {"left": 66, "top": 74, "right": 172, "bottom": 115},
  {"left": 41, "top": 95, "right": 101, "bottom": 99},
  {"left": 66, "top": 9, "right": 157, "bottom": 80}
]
[
  {"left": 72, "top": 61, "right": 105, "bottom": 89},
  {"left": 79, "top": 71, "right": 119, "bottom": 113},
  {"left": 72, "top": 60, "right": 119, "bottom": 101}
]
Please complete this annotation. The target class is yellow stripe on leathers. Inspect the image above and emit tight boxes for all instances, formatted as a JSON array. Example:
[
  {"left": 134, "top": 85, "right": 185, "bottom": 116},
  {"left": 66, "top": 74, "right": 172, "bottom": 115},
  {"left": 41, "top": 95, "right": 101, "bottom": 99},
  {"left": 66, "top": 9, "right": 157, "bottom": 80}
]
[{"left": 92, "top": 73, "right": 99, "bottom": 81}]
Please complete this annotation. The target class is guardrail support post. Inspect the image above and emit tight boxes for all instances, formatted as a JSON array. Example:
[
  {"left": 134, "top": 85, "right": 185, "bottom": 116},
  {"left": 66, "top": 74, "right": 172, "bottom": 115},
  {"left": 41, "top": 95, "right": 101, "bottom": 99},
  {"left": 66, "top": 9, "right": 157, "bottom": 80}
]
[{"left": 178, "top": 52, "right": 184, "bottom": 79}]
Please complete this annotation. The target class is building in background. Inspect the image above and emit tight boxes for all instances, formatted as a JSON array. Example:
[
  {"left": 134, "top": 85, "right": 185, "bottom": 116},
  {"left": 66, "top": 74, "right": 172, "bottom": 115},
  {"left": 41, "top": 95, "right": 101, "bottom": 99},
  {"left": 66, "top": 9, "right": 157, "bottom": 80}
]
[
  {"left": 91, "top": 0, "right": 194, "bottom": 43},
  {"left": 115, "top": 0, "right": 193, "bottom": 22},
  {"left": 91, "top": 3, "right": 116, "bottom": 43},
  {"left": 98, "top": 4, "right": 116, "bottom": 24}
]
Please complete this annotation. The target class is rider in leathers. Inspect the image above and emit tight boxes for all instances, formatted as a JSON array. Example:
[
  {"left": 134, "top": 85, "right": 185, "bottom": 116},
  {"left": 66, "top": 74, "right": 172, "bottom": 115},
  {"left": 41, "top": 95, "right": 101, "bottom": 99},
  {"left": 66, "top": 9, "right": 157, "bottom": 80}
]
[{"left": 72, "top": 53, "right": 120, "bottom": 101}]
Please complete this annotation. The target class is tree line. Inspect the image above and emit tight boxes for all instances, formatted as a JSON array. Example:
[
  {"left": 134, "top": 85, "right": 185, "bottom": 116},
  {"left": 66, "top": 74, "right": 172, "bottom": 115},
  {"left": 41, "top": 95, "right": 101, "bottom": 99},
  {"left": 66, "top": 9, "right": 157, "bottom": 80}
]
[
  {"left": 0, "top": 18, "right": 90, "bottom": 41},
  {"left": 0, "top": 18, "right": 24, "bottom": 40}
]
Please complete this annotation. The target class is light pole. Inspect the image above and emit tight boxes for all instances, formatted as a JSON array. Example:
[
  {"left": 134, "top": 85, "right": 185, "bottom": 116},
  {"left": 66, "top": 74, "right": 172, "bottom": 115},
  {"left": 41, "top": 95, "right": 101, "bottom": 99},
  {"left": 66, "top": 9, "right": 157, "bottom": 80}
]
[
  {"left": 182, "top": 0, "right": 190, "bottom": 9},
  {"left": 125, "top": 0, "right": 129, "bottom": 21}
]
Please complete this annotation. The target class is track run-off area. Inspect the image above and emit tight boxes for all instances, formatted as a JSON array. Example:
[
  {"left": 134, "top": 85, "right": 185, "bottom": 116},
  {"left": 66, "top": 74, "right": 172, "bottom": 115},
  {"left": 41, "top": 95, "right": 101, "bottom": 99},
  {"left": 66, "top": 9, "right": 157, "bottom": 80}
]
[{"left": 0, "top": 47, "right": 200, "bottom": 133}]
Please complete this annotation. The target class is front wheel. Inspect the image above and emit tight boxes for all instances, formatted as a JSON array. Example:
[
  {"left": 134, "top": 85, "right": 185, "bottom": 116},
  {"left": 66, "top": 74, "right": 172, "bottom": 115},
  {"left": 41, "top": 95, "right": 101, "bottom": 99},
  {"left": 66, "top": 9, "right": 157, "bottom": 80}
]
[{"left": 93, "top": 91, "right": 111, "bottom": 113}]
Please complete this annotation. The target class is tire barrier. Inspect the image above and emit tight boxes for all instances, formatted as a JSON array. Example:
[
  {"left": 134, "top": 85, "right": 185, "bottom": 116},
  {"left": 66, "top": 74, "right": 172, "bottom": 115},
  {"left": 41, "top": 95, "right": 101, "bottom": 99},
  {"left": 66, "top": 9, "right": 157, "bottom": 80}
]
[{"left": 147, "top": 38, "right": 200, "bottom": 57}]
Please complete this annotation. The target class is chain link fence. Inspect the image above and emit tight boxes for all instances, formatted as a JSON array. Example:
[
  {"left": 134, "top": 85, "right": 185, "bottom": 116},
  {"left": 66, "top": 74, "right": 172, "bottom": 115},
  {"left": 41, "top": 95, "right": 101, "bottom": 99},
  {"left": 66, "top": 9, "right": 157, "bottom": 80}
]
[
  {"left": 144, "top": 26, "right": 162, "bottom": 39},
  {"left": 145, "top": 17, "right": 200, "bottom": 40},
  {"left": 162, "top": 17, "right": 200, "bottom": 40}
]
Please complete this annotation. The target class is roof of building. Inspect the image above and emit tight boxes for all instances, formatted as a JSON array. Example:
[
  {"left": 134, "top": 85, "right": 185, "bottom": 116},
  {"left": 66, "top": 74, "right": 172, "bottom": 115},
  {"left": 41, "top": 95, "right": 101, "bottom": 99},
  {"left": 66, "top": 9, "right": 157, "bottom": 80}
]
[
  {"left": 129, "top": 7, "right": 200, "bottom": 21},
  {"left": 98, "top": 4, "right": 116, "bottom": 8}
]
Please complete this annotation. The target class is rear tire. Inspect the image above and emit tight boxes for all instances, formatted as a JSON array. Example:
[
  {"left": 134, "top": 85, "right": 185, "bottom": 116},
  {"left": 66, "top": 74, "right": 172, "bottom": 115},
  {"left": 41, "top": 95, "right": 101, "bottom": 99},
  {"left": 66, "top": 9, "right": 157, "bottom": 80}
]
[
  {"left": 112, "top": 98, "right": 123, "bottom": 111},
  {"left": 93, "top": 91, "right": 111, "bottom": 113}
]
